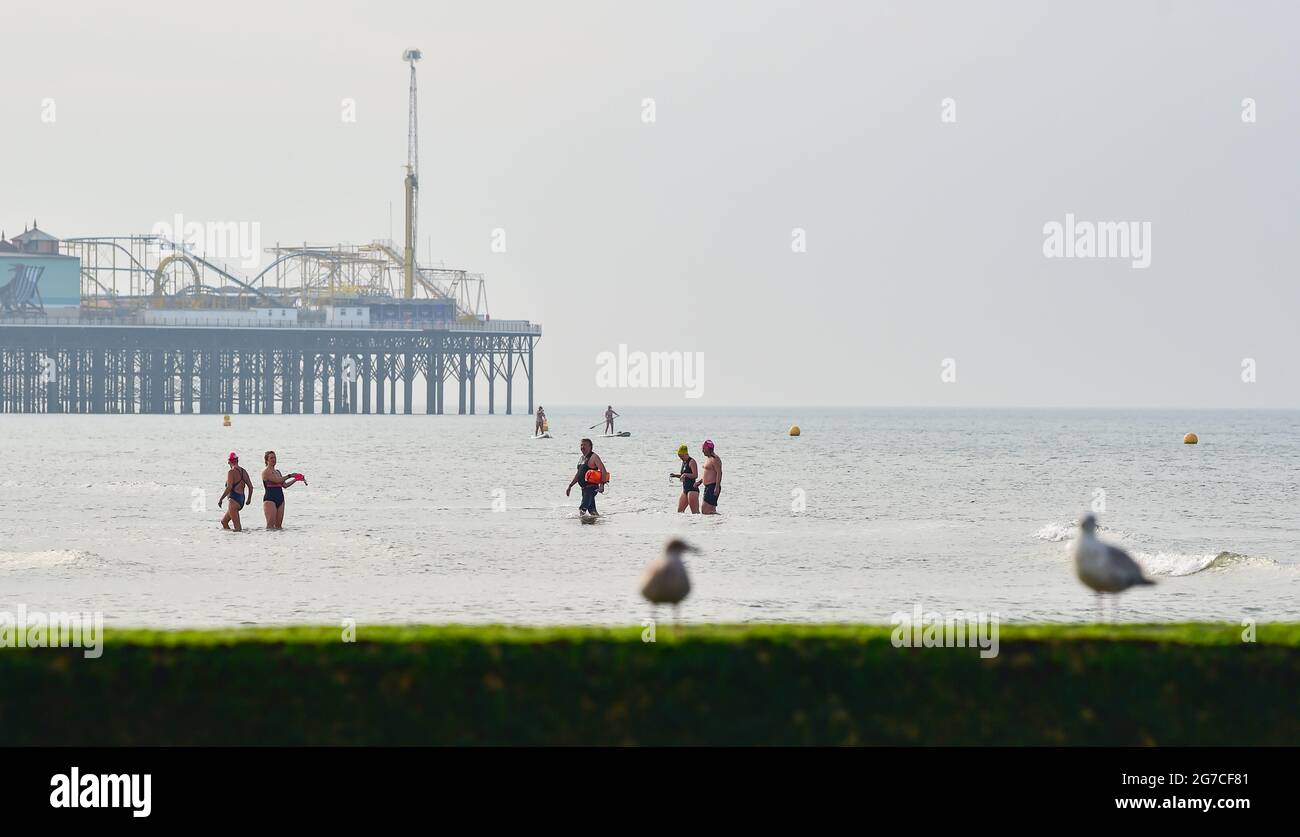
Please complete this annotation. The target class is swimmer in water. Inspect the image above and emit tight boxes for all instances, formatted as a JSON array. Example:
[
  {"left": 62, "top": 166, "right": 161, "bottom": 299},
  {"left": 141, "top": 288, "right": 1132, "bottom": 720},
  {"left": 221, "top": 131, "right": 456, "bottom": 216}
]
[
  {"left": 699, "top": 439, "right": 722, "bottom": 515},
  {"left": 565, "top": 437, "right": 606, "bottom": 517},
  {"left": 670, "top": 444, "right": 700, "bottom": 514},
  {"left": 218, "top": 452, "right": 254, "bottom": 531},
  {"left": 261, "top": 450, "right": 304, "bottom": 530}
]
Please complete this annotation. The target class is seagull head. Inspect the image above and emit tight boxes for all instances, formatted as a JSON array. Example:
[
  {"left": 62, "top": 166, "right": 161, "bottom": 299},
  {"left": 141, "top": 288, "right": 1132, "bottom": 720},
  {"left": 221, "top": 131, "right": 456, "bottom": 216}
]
[
  {"left": 1078, "top": 513, "right": 1098, "bottom": 536},
  {"left": 664, "top": 538, "right": 699, "bottom": 560}
]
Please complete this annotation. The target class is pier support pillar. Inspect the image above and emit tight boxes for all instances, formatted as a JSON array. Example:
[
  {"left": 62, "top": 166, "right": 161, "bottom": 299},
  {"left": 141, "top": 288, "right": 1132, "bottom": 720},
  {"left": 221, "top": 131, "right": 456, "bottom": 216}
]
[
  {"left": 425, "top": 352, "right": 435, "bottom": 414},
  {"left": 403, "top": 352, "right": 413, "bottom": 415},
  {"left": 458, "top": 353, "right": 467, "bottom": 415}
]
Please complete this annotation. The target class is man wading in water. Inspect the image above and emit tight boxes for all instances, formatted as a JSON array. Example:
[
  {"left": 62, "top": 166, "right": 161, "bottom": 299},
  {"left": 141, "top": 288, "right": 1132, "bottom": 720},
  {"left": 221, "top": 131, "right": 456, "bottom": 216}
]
[
  {"left": 566, "top": 438, "right": 607, "bottom": 518},
  {"left": 699, "top": 439, "right": 722, "bottom": 515}
]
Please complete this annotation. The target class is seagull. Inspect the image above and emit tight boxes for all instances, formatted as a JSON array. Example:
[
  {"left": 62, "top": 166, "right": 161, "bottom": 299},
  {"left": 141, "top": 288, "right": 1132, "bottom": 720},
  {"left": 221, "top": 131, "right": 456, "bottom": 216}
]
[
  {"left": 1070, "top": 513, "right": 1154, "bottom": 621},
  {"left": 640, "top": 538, "right": 695, "bottom": 625}
]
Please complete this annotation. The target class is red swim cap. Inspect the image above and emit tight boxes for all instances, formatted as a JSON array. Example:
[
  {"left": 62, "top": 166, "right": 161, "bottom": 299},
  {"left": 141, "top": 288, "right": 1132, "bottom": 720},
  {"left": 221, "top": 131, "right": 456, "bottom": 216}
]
[
  {"left": 228, "top": 451, "right": 239, "bottom": 462},
  {"left": 702, "top": 439, "right": 714, "bottom": 451}
]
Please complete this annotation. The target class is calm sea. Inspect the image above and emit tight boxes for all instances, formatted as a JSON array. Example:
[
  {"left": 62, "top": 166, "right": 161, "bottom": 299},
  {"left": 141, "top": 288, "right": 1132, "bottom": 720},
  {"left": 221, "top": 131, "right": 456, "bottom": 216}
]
[{"left": 1, "top": 408, "right": 1296, "bottom": 626}]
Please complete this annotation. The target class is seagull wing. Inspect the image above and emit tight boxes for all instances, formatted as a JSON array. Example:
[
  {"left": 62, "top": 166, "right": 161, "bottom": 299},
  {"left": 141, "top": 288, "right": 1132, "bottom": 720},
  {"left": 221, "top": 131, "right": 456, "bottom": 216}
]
[{"left": 1106, "top": 544, "right": 1155, "bottom": 586}]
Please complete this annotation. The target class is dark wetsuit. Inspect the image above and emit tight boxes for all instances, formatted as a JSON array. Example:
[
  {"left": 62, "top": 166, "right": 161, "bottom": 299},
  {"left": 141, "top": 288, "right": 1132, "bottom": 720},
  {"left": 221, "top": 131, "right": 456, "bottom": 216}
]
[
  {"left": 264, "top": 481, "right": 285, "bottom": 508},
  {"left": 680, "top": 458, "right": 698, "bottom": 494},
  {"left": 576, "top": 453, "right": 599, "bottom": 514}
]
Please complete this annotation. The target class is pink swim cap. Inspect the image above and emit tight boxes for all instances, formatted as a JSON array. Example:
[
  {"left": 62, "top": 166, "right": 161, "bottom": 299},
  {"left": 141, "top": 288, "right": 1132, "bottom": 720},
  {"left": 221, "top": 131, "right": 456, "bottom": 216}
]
[
  {"left": 702, "top": 439, "right": 714, "bottom": 451},
  {"left": 228, "top": 451, "right": 239, "bottom": 462}
]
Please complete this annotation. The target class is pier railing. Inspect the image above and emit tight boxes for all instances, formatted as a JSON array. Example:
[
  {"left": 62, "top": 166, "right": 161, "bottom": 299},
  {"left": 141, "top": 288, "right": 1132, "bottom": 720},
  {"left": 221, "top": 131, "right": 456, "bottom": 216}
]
[{"left": 0, "top": 313, "right": 540, "bottom": 335}]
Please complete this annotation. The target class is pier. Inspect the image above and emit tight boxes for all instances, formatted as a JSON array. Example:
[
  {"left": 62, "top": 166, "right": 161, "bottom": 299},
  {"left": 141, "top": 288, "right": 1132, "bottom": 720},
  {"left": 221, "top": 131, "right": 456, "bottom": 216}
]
[{"left": 0, "top": 314, "right": 539, "bottom": 415}]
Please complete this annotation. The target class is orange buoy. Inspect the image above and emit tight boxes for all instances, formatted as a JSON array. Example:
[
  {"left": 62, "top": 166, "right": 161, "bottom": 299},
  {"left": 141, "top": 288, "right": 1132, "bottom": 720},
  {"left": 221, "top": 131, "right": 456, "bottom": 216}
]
[
  {"left": 585, "top": 469, "right": 609, "bottom": 484},
  {"left": 1183, "top": 432, "right": 1198, "bottom": 445},
  {"left": 789, "top": 425, "right": 801, "bottom": 436}
]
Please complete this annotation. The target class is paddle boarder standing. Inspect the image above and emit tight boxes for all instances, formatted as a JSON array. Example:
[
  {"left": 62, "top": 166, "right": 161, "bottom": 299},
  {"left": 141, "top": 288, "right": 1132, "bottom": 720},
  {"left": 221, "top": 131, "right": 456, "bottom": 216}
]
[{"left": 603, "top": 405, "right": 620, "bottom": 435}]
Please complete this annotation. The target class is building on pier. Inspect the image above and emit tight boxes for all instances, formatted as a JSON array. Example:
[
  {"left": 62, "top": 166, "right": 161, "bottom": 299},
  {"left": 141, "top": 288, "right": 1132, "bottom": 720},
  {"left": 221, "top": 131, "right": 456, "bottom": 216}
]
[{"left": 1, "top": 225, "right": 81, "bottom": 315}]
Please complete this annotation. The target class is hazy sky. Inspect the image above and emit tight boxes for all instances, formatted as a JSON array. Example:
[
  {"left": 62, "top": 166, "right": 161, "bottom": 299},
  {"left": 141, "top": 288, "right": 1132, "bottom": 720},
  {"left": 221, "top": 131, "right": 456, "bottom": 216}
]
[{"left": 3, "top": 0, "right": 1297, "bottom": 407}]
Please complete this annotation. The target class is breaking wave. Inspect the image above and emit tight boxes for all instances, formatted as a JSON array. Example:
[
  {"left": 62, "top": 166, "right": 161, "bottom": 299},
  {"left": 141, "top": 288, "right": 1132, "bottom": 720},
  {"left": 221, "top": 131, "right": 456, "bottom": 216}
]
[
  {"left": 1033, "top": 523, "right": 1278, "bottom": 576},
  {"left": 0, "top": 549, "right": 105, "bottom": 570}
]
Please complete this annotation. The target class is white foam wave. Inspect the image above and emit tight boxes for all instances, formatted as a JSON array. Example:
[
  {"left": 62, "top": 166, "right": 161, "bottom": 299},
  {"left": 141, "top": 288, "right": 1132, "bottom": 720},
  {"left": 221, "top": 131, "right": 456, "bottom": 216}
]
[
  {"left": 1033, "top": 522, "right": 1277, "bottom": 576},
  {"left": 0, "top": 549, "right": 101, "bottom": 570},
  {"left": 1034, "top": 522, "right": 1075, "bottom": 543}
]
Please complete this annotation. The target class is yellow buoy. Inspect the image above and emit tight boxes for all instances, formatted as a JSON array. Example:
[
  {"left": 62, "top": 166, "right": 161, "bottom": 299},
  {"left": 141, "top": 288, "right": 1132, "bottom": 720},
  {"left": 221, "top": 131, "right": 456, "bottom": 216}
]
[
  {"left": 1183, "top": 432, "right": 1198, "bottom": 445},
  {"left": 223, "top": 414, "right": 232, "bottom": 427},
  {"left": 789, "top": 425, "right": 801, "bottom": 436}
]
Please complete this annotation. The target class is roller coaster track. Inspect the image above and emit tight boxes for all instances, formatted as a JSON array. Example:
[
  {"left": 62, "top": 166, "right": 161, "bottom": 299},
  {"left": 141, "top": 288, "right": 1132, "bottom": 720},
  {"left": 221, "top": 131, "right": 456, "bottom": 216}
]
[
  {"left": 63, "top": 235, "right": 488, "bottom": 316},
  {"left": 64, "top": 237, "right": 277, "bottom": 305},
  {"left": 362, "top": 240, "right": 488, "bottom": 319},
  {"left": 364, "top": 241, "right": 451, "bottom": 300}
]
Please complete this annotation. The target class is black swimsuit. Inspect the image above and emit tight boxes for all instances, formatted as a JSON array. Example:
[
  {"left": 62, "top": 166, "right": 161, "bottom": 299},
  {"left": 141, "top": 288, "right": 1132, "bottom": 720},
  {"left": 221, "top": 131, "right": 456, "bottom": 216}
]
[
  {"left": 264, "top": 481, "right": 285, "bottom": 508},
  {"left": 227, "top": 468, "right": 250, "bottom": 509},
  {"left": 681, "top": 458, "right": 698, "bottom": 493}
]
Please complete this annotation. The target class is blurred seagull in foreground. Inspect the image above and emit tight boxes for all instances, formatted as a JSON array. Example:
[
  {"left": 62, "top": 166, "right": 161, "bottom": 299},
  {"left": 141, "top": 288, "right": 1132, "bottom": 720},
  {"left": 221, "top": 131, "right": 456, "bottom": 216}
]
[
  {"left": 641, "top": 538, "right": 695, "bottom": 625},
  {"left": 1071, "top": 513, "right": 1154, "bottom": 620}
]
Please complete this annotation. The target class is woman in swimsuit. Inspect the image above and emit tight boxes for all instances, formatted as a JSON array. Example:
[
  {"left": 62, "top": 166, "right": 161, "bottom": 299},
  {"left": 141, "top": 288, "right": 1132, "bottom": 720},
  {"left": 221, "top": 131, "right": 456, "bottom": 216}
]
[
  {"left": 219, "top": 451, "right": 254, "bottom": 531},
  {"left": 261, "top": 450, "right": 303, "bottom": 530}
]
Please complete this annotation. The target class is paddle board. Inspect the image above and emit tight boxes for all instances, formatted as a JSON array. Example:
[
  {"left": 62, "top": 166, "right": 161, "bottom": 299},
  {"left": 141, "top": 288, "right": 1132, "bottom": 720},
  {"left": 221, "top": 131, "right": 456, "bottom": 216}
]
[{"left": 601, "top": 431, "right": 631, "bottom": 437}]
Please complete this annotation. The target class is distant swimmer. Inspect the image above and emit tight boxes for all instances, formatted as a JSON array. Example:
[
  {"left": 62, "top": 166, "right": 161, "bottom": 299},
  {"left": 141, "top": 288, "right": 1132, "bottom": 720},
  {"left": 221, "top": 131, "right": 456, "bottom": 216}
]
[
  {"left": 261, "top": 450, "right": 305, "bottom": 530},
  {"left": 699, "top": 439, "right": 722, "bottom": 515},
  {"left": 603, "top": 405, "right": 620, "bottom": 435},
  {"left": 670, "top": 444, "right": 700, "bottom": 514},
  {"left": 565, "top": 437, "right": 607, "bottom": 517},
  {"left": 218, "top": 451, "right": 254, "bottom": 531},
  {"left": 535, "top": 406, "right": 547, "bottom": 437}
]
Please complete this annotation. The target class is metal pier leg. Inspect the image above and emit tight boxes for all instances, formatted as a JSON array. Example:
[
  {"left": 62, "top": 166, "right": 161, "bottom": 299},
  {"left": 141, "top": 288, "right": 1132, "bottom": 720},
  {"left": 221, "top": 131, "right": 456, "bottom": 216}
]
[
  {"left": 92, "top": 350, "right": 105, "bottom": 414},
  {"left": 425, "top": 352, "right": 435, "bottom": 415},
  {"left": 458, "top": 353, "right": 467, "bottom": 415},
  {"left": 403, "top": 352, "right": 413, "bottom": 415},
  {"left": 262, "top": 350, "right": 275, "bottom": 415},
  {"left": 362, "top": 355, "right": 372, "bottom": 414},
  {"left": 125, "top": 350, "right": 136, "bottom": 414},
  {"left": 303, "top": 352, "right": 315, "bottom": 414},
  {"left": 321, "top": 353, "right": 331, "bottom": 415},
  {"left": 435, "top": 353, "right": 444, "bottom": 414},
  {"left": 348, "top": 355, "right": 358, "bottom": 414}
]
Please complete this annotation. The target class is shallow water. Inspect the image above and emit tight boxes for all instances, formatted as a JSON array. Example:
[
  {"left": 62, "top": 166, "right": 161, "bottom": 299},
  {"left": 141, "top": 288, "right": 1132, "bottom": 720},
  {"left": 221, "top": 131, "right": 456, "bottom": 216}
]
[{"left": 0, "top": 408, "right": 1296, "bottom": 627}]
